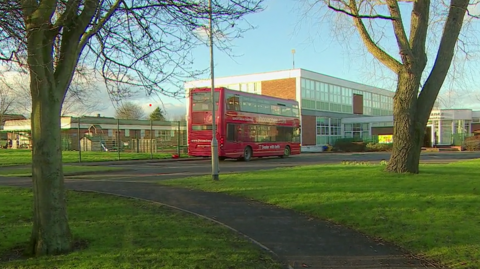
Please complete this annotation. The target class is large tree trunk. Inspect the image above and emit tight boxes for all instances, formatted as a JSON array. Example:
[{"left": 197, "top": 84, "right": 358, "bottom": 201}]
[
  {"left": 386, "top": 70, "right": 426, "bottom": 174},
  {"left": 29, "top": 75, "right": 72, "bottom": 255},
  {"left": 27, "top": 27, "right": 72, "bottom": 255},
  {"left": 29, "top": 76, "right": 72, "bottom": 255}
]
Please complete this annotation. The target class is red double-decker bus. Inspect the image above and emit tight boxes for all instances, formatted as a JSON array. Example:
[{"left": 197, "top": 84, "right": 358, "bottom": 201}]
[{"left": 187, "top": 87, "right": 301, "bottom": 161}]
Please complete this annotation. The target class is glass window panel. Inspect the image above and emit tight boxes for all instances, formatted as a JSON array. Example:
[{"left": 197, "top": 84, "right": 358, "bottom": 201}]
[{"left": 271, "top": 105, "right": 281, "bottom": 115}]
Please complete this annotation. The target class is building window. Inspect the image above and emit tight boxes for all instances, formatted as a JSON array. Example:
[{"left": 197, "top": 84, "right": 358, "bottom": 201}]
[
  {"left": 343, "top": 123, "right": 369, "bottom": 139},
  {"left": 108, "top": 129, "right": 113, "bottom": 137},
  {"left": 330, "top": 119, "right": 341, "bottom": 135},
  {"left": 316, "top": 117, "right": 329, "bottom": 135},
  {"left": 125, "top": 129, "right": 130, "bottom": 137},
  {"left": 157, "top": 131, "right": 172, "bottom": 141}
]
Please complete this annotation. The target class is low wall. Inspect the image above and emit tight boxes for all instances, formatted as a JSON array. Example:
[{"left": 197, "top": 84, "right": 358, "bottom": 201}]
[{"left": 301, "top": 145, "right": 325, "bottom": 153}]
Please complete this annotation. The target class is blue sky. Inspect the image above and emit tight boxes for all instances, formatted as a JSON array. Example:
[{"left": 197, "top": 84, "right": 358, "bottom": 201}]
[{"left": 86, "top": 1, "right": 480, "bottom": 118}]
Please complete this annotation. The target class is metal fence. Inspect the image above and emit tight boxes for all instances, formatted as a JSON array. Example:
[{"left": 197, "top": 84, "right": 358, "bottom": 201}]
[
  {"left": 2, "top": 118, "right": 188, "bottom": 162},
  {"left": 65, "top": 118, "right": 188, "bottom": 162}
]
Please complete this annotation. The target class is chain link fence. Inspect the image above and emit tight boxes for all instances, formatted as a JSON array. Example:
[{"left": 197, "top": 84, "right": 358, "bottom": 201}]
[
  {"left": 2, "top": 117, "right": 188, "bottom": 163},
  {"left": 63, "top": 118, "right": 188, "bottom": 162}
]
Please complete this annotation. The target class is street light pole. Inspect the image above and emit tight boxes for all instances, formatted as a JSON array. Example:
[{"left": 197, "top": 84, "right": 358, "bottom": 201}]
[
  {"left": 209, "top": 0, "right": 219, "bottom": 181},
  {"left": 291, "top": 49, "right": 296, "bottom": 69}
]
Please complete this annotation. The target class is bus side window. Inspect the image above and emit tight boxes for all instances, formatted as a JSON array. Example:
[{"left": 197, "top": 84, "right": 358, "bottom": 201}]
[
  {"left": 226, "top": 96, "right": 240, "bottom": 111},
  {"left": 227, "top": 124, "right": 236, "bottom": 142},
  {"left": 227, "top": 97, "right": 235, "bottom": 111}
]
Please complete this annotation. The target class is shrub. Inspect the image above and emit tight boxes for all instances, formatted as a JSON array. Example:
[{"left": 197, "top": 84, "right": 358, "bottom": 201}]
[
  {"left": 463, "top": 137, "right": 480, "bottom": 151},
  {"left": 365, "top": 142, "right": 393, "bottom": 152},
  {"left": 334, "top": 139, "right": 366, "bottom": 152}
]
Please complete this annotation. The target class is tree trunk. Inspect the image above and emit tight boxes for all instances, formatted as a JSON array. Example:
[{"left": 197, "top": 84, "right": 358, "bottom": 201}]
[
  {"left": 27, "top": 28, "right": 72, "bottom": 254},
  {"left": 386, "top": 70, "right": 425, "bottom": 174}
]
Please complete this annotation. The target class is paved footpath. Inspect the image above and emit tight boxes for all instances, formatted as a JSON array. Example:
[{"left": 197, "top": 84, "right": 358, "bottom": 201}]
[{"left": 0, "top": 177, "right": 440, "bottom": 269}]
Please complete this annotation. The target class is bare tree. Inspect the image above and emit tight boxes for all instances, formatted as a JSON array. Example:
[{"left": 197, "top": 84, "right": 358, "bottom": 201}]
[
  {"left": 6, "top": 69, "right": 106, "bottom": 116},
  {"left": 0, "top": 0, "right": 263, "bottom": 256},
  {"left": 302, "top": 0, "right": 477, "bottom": 173},
  {"left": 115, "top": 101, "right": 145, "bottom": 119},
  {"left": 0, "top": 83, "right": 18, "bottom": 126}
]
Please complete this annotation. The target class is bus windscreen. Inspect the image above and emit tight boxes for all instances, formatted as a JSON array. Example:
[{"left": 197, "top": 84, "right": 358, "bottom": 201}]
[{"left": 191, "top": 91, "right": 219, "bottom": 112}]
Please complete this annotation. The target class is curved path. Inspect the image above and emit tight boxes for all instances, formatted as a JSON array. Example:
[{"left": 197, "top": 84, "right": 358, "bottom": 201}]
[{"left": 1, "top": 176, "right": 438, "bottom": 269}]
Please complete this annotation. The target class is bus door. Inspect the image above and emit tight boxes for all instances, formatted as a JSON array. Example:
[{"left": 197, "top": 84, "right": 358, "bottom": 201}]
[{"left": 225, "top": 123, "right": 243, "bottom": 157}]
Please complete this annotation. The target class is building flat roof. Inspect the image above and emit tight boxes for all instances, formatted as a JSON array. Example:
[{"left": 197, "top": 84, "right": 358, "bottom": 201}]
[{"left": 184, "top": 68, "right": 394, "bottom": 96}]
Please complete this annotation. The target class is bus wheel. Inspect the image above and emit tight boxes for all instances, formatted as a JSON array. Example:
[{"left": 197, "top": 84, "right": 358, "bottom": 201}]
[
  {"left": 280, "top": 146, "right": 291, "bottom": 158},
  {"left": 243, "top": 146, "right": 252, "bottom": 162}
]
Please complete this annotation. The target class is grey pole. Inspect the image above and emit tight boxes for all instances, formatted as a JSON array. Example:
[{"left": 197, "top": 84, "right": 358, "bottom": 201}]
[
  {"left": 291, "top": 49, "right": 296, "bottom": 69},
  {"left": 78, "top": 118, "right": 81, "bottom": 163},
  {"left": 209, "top": 0, "right": 219, "bottom": 181},
  {"left": 117, "top": 119, "right": 120, "bottom": 161}
]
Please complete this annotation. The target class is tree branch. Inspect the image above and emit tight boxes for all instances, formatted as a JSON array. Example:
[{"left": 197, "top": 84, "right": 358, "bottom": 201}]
[
  {"left": 78, "top": 0, "right": 123, "bottom": 50},
  {"left": 24, "top": 0, "right": 57, "bottom": 26},
  {"left": 385, "top": 0, "right": 413, "bottom": 65},
  {"left": 53, "top": 0, "right": 82, "bottom": 29},
  {"left": 417, "top": 0, "right": 470, "bottom": 119},
  {"left": 408, "top": 0, "right": 429, "bottom": 71},
  {"left": 327, "top": 2, "right": 394, "bottom": 20},
  {"left": 346, "top": 0, "right": 402, "bottom": 72}
]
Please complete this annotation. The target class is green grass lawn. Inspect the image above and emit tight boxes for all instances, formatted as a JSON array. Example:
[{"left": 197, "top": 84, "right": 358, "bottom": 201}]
[
  {"left": 0, "top": 150, "right": 188, "bottom": 166},
  {"left": 160, "top": 159, "right": 480, "bottom": 269},
  {"left": 0, "top": 165, "right": 123, "bottom": 177},
  {"left": 0, "top": 187, "right": 280, "bottom": 269}
]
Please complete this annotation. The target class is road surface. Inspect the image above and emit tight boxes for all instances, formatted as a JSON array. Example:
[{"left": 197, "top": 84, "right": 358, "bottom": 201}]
[{"left": 66, "top": 151, "right": 480, "bottom": 182}]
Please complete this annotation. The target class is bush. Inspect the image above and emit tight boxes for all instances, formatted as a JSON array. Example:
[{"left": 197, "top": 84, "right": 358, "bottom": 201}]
[
  {"left": 334, "top": 139, "right": 366, "bottom": 152},
  {"left": 365, "top": 142, "right": 393, "bottom": 152},
  {"left": 463, "top": 137, "right": 480, "bottom": 151}
]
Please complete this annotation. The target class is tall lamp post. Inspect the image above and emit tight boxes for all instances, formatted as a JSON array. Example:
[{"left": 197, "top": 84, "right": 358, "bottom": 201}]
[
  {"left": 291, "top": 49, "right": 296, "bottom": 69},
  {"left": 209, "top": 0, "right": 219, "bottom": 181}
]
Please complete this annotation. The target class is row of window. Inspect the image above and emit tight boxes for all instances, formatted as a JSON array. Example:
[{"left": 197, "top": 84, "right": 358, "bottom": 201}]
[
  {"left": 371, "top": 122, "right": 394, "bottom": 127},
  {"left": 316, "top": 135, "right": 342, "bottom": 145},
  {"left": 104, "top": 129, "right": 176, "bottom": 140},
  {"left": 344, "top": 123, "right": 370, "bottom": 132},
  {"left": 190, "top": 91, "right": 300, "bottom": 118},
  {"left": 226, "top": 94, "right": 299, "bottom": 117},
  {"left": 301, "top": 78, "right": 393, "bottom": 115},
  {"left": 302, "top": 79, "right": 354, "bottom": 96},
  {"left": 344, "top": 131, "right": 370, "bottom": 139},
  {"left": 222, "top": 82, "right": 261, "bottom": 93},
  {"left": 226, "top": 124, "right": 300, "bottom": 143},
  {"left": 302, "top": 99, "right": 353, "bottom": 114},
  {"left": 316, "top": 117, "right": 341, "bottom": 136}
]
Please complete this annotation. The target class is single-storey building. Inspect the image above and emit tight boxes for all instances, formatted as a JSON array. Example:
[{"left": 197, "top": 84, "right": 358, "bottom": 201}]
[
  {"left": 2, "top": 115, "right": 186, "bottom": 152},
  {"left": 342, "top": 109, "right": 480, "bottom": 147}
]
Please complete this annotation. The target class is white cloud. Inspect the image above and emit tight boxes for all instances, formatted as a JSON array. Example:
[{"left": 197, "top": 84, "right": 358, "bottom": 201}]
[
  {"left": 87, "top": 89, "right": 186, "bottom": 120},
  {"left": 1, "top": 69, "right": 186, "bottom": 119},
  {"left": 468, "top": 2, "right": 480, "bottom": 16}
]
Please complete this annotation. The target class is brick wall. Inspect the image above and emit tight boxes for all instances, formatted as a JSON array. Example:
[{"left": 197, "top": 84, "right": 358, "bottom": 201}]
[
  {"left": 261, "top": 78, "right": 296, "bottom": 100},
  {"left": 301, "top": 115, "right": 316, "bottom": 145},
  {"left": 371, "top": 127, "right": 393, "bottom": 135},
  {"left": 353, "top": 94, "right": 363, "bottom": 115}
]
